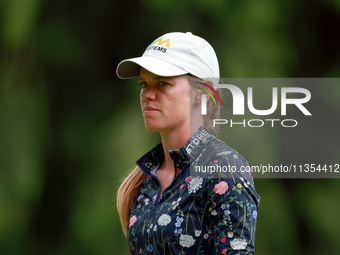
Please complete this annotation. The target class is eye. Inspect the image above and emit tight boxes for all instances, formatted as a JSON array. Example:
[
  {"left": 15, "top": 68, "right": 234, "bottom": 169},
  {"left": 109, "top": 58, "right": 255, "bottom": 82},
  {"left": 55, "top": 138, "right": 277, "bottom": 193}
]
[
  {"left": 159, "top": 81, "right": 168, "bottom": 87},
  {"left": 139, "top": 81, "right": 148, "bottom": 88}
]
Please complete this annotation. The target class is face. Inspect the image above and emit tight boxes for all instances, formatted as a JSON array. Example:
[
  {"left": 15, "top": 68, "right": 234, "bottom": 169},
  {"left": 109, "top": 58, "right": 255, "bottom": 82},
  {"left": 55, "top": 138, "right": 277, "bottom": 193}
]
[{"left": 139, "top": 68, "right": 199, "bottom": 133}]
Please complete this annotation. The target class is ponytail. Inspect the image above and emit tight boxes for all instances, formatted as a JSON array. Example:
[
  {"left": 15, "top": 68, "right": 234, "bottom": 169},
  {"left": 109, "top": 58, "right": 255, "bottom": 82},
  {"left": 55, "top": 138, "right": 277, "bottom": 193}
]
[{"left": 116, "top": 166, "right": 147, "bottom": 236}]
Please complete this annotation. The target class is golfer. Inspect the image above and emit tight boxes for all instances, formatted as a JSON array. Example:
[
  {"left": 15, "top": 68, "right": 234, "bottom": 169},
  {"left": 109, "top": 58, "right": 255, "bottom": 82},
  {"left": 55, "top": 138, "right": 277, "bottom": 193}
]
[{"left": 116, "top": 32, "right": 260, "bottom": 254}]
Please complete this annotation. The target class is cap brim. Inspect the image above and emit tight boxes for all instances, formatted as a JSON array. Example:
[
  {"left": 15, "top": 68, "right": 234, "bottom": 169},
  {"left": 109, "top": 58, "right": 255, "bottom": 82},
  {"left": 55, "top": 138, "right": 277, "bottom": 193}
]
[{"left": 116, "top": 56, "right": 188, "bottom": 79}]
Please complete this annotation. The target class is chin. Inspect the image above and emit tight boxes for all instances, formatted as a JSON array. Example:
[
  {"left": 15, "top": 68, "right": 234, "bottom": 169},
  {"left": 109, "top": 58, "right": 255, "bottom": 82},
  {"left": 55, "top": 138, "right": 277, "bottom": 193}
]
[
  {"left": 144, "top": 120, "right": 162, "bottom": 132},
  {"left": 145, "top": 126, "right": 160, "bottom": 132},
  {"left": 144, "top": 121, "right": 176, "bottom": 132}
]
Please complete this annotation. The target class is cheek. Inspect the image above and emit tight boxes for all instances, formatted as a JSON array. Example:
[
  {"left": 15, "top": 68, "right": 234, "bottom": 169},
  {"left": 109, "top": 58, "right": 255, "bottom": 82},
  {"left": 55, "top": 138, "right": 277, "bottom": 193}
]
[
  {"left": 189, "top": 92, "right": 197, "bottom": 108},
  {"left": 173, "top": 92, "right": 190, "bottom": 107},
  {"left": 174, "top": 93, "right": 191, "bottom": 116}
]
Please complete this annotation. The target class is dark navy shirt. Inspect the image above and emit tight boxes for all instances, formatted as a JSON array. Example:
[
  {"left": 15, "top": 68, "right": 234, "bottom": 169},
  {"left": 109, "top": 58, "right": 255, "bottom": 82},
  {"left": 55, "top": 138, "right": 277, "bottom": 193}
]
[{"left": 127, "top": 126, "right": 260, "bottom": 255}]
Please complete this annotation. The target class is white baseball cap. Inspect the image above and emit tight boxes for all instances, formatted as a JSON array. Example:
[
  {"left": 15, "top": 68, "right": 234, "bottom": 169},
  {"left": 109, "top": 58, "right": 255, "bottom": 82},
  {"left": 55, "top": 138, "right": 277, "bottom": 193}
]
[{"left": 116, "top": 32, "right": 220, "bottom": 82}]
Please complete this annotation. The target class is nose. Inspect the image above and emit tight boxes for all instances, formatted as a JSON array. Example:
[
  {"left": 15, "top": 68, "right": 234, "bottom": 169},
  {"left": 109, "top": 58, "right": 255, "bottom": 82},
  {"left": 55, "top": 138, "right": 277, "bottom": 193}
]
[{"left": 140, "top": 86, "right": 156, "bottom": 101}]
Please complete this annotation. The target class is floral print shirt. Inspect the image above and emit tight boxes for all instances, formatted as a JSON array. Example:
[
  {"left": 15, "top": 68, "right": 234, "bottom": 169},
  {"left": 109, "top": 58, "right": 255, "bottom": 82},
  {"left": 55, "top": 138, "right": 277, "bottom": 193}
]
[{"left": 127, "top": 126, "right": 260, "bottom": 255}]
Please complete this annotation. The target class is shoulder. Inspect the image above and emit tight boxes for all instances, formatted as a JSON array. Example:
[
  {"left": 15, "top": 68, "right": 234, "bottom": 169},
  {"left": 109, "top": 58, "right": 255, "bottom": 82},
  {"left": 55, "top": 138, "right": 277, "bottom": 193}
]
[
  {"left": 193, "top": 135, "right": 249, "bottom": 170},
  {"left": 191, "top": 135, "right": 260, "bottom": 207}
]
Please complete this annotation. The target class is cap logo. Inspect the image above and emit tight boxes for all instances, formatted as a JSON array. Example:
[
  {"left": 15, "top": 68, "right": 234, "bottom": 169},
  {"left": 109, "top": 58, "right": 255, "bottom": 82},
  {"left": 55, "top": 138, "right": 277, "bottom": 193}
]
[
  {"left": 151, "top": 37, "right": 170, "bottom": 48},
  {"left": 146, "top": 37, "right": 171, "bottom": 53}
]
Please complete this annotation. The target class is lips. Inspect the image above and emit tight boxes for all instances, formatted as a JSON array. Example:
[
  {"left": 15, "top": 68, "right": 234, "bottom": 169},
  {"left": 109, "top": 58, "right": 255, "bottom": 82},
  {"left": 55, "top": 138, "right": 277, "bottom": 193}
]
[{"left": 143, "top": 106, "right": 160, "bottom": 113}]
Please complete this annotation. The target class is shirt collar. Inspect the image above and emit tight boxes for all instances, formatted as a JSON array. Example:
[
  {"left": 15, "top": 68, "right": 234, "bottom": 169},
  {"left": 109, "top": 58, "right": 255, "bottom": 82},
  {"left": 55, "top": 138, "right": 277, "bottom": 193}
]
[{"left": 136, "top": 126, "right": 214, "bottom": 175}]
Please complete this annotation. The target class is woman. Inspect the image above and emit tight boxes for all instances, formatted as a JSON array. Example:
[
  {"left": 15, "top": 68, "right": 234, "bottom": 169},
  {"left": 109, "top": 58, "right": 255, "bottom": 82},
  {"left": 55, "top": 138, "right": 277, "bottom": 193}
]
[{"left": 116, "top": 32, "right": 260, "bottom": 254}]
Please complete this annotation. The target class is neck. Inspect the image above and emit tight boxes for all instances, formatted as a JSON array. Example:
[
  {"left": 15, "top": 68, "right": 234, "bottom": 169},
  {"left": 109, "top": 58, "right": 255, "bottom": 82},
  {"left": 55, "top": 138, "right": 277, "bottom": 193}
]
[{"left": 159, "top": 120, "right": 202, "bottom": 170}]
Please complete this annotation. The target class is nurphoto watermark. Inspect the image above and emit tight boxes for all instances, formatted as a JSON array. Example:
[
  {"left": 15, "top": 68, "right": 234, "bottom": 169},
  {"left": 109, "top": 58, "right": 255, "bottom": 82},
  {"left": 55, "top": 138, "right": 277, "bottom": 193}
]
[{"left": 190, "top": 78, "right": 340, "bottom": 179}]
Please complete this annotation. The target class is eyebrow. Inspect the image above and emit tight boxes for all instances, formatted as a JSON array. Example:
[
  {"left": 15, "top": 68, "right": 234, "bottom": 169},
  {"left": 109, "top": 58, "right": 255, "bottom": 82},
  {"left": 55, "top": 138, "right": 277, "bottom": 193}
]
[{"left": 139, "top": 75, "right": 170, "bottom": 81}]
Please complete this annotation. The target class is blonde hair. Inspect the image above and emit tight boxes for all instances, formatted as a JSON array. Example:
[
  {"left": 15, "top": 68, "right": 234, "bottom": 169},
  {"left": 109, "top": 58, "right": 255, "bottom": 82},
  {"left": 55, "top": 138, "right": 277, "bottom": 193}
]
[
  {"left": 116, "top": 76, "right": 221, "bottom": 237},
  {"left": 116, "top": 166, "right": 147, "bottom": 236},
  {"left": 202, "top": 88, "right": 221, "bottom": 135}
]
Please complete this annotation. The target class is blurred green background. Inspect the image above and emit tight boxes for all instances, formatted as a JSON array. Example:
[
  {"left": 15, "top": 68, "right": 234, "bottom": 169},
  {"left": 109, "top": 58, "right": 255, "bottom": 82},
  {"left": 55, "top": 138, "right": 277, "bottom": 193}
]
[{"left": 1, "top": 0, "right": 340, "bottom": 254}]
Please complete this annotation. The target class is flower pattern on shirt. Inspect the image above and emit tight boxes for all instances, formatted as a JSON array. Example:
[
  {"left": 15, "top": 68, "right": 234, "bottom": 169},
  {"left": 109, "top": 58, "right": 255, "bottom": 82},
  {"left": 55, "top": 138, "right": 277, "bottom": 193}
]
[{"left": 127, "top": 126, "right": 260, "bottom": 255}]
